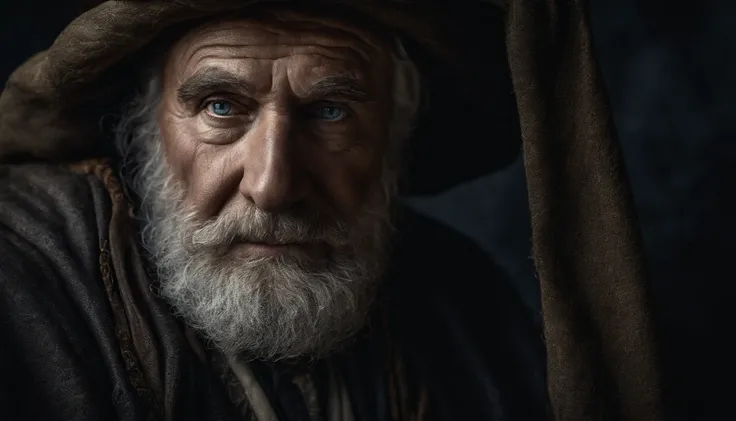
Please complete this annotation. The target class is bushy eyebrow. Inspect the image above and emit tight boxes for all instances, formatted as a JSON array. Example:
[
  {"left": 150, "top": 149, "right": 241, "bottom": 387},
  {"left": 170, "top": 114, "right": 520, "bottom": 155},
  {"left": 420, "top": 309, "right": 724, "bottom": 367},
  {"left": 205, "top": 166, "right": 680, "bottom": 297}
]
[
  {"left": 176, "top": 67, "right": 372, "bottom": 104},
  {"left": 177, "top": 67, "right": 255, "bottom": 104},
  {"left": 304, "top": 75, "right": 371, "bottom": 102}
]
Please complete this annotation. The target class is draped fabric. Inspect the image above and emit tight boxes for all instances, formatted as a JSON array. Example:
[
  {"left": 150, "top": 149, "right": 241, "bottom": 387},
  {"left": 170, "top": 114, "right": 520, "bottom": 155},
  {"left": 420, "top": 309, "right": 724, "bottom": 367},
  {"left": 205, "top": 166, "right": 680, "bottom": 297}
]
[
  {"left": 0, "top": 161, "right": 549, "bottom": 420},
  {"left": 506, "top": 1, "right": 663, "bottom": 419}
]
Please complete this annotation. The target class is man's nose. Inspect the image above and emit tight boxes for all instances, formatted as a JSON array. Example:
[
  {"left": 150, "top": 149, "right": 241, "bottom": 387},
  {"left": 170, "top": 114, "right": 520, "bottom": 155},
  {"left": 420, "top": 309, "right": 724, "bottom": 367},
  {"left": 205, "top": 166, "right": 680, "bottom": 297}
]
[{"left": 239, "top": 109, "right": 311, "bottom": 212}]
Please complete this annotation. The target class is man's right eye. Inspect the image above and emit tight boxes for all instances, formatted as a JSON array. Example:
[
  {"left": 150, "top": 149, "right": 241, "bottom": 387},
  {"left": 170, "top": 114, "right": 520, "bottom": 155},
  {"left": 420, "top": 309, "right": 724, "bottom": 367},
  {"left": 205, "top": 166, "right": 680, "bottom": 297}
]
[{"left": 205, "top": 100, "right": 235, "bottom": 117}]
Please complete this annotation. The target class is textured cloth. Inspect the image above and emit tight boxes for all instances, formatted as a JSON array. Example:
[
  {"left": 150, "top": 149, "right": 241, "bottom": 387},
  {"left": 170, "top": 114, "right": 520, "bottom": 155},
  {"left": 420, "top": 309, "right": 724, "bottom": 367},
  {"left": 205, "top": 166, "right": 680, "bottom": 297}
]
[
  {"left": 0, "top": 0, "right": 520, "bottom": 195},
  {"left": 506, "top": 1, "right": 663, "bottom": 420},
  {"left": 0, "top": 161, "right": 549, "bottom": 421},
  {"left": 225, "top": 356, "right": 356, "bottom": 421}
]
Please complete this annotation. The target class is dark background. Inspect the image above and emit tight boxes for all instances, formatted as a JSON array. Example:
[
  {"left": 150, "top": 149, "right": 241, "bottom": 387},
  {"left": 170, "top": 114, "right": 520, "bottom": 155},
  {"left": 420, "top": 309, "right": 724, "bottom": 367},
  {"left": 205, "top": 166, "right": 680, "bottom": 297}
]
[
  {"left": 2, "top": 0, "right": 733, "bottom": 419},
  {"left": 409, "top": 0, "right": 735, "bottom": 418}
]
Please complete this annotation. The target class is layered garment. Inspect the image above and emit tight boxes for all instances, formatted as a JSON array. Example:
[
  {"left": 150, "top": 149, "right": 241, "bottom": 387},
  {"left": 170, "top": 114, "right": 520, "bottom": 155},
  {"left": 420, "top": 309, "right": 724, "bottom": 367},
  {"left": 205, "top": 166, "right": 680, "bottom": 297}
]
[{"left": 0, "top": 161, "right": 549, "bottom": 420}]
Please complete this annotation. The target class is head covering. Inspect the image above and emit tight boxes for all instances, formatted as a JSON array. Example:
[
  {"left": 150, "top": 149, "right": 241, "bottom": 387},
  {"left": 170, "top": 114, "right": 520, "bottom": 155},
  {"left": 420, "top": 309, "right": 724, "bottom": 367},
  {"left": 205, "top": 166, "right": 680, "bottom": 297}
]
[
  {"left": 0, "top": 0, "right": 520, "bottom": 195},
  {"left": 0, "top": 0, "right": 664, "bottom": 420}
]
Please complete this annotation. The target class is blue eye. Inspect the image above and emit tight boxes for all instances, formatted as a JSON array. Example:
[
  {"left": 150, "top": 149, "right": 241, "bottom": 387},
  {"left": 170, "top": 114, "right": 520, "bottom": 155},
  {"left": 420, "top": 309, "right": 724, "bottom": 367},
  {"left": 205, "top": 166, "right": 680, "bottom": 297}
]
[
  {"left": 312, "top": 104, "right": 347, "bottom": 122},
  {"left": 208, "top": 101, "right": 233, "bottom": 116}
]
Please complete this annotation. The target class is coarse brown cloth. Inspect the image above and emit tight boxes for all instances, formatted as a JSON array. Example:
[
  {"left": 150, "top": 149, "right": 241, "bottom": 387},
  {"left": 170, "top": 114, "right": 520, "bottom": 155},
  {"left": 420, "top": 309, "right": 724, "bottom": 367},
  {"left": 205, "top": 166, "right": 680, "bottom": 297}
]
[
  {"left": 0, "top": 0, "right": 664, "bottom": 420},
  {"left": 506, "top": 0, "right": 663, "bottom": 420}
]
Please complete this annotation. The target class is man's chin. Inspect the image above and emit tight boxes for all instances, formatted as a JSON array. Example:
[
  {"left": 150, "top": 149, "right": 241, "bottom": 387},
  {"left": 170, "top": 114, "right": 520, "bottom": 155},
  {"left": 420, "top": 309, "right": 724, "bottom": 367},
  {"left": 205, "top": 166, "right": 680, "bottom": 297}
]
[
  {"left": 226, "top": 241, "right": 330, "bottom": 264},
  {"left": 165, "top": 256, "right": 379, "bottom": 360},
  {"left": 205, "top": 305, "right": 371, "bottom": 361}
]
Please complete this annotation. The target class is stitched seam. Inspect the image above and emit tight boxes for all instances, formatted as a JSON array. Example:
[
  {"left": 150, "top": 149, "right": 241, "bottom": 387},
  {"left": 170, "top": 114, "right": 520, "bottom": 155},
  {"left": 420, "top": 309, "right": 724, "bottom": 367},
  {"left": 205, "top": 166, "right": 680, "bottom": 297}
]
[{"left": 69, "top": 159, "right": 161, "bottom": 421}]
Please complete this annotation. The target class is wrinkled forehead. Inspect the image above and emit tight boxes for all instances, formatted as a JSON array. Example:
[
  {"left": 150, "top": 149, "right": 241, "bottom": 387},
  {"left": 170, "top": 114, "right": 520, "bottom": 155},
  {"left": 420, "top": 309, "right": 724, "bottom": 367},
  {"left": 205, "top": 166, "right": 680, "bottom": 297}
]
[{"left": 164, "top": 8, "right": 395, "bottom": 85}]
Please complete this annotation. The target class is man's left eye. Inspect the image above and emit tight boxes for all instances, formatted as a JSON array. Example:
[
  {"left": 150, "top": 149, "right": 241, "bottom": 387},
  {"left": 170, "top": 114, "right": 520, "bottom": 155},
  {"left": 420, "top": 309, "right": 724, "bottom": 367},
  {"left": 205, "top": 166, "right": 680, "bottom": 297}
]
[
  {"left": 206, "top": 100, "right": 234, "bottom": 116},
  {"left": 308, "top": 103, "right": 348, "bottom": 122}
]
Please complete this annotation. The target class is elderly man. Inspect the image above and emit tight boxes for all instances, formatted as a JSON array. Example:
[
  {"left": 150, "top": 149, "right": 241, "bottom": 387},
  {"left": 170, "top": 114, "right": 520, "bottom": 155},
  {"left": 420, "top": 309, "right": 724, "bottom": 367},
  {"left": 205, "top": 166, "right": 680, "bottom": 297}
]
[{"left": 0, "top": 1, "right": 664, "bottom": 421}]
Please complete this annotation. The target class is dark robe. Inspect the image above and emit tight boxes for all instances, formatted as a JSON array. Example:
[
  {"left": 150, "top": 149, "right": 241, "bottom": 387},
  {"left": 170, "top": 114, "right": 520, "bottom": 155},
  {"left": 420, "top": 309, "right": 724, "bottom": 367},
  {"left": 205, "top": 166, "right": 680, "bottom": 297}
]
[{"left": 0, "top": 161, "right": 549, "bottom": 420}]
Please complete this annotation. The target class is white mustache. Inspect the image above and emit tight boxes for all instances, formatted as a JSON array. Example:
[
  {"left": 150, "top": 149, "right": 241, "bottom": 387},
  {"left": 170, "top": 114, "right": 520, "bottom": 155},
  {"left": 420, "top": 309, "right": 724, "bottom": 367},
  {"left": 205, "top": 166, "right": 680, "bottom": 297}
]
[{"left": 189, "top": 204, "right": 351, "bottom": 250}]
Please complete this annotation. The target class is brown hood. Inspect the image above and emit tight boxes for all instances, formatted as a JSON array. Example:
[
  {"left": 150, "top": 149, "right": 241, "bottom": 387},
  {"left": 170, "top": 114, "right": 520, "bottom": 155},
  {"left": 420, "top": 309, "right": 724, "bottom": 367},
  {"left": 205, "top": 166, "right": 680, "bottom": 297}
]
[
  {"left": 0, "top": 1, "right": 664, "bottom": 420},
  {"left": 0, "top": 0, "right": 520, "bottom": 195}
]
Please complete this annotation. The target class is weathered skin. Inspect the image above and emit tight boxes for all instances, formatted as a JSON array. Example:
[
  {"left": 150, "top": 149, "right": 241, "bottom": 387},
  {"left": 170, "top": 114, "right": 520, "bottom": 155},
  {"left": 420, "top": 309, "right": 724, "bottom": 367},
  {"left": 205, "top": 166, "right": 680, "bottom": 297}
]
[{"left": 160, "top": 15, "right": 393, "bottom": 225}]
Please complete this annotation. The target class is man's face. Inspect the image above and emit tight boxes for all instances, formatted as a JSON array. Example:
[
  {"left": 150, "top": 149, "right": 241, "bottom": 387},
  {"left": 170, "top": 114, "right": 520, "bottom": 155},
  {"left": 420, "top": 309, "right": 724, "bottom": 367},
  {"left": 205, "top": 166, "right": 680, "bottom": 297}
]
[
  {"left": 159, "top": 11, "right": 394, "bottom": 249},
  {"left": 126, "top": 10, "right": 412, "bottom": 360}
]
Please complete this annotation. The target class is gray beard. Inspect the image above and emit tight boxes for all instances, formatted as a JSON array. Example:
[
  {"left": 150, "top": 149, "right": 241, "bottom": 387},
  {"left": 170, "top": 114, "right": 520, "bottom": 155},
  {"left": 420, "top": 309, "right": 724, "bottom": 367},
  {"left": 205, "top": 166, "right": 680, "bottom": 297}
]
[{"left": 125, "top": 128, "right": 397, "bottom": 361}]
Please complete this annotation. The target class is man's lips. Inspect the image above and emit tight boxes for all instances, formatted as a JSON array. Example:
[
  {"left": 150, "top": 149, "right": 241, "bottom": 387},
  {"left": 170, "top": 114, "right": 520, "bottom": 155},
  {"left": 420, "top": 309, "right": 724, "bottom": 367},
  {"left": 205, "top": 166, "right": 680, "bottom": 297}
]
[{"left": 230, "top": 241, "right": 327, "bottom": 259}]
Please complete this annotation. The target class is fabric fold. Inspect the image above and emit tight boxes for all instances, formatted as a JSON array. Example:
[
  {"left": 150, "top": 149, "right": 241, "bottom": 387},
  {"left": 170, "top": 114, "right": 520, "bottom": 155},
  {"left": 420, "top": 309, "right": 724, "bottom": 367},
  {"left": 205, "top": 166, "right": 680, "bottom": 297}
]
[{"left": 505, "top": 0, "right": 664, "bottom": 420}]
